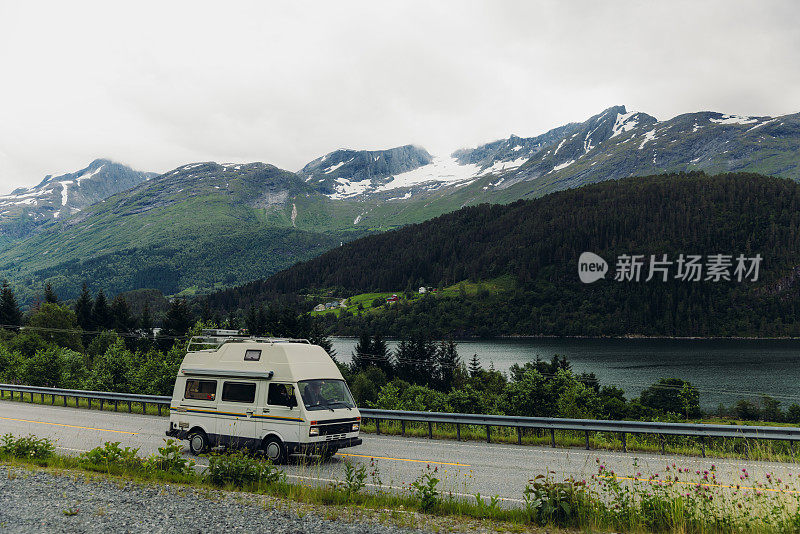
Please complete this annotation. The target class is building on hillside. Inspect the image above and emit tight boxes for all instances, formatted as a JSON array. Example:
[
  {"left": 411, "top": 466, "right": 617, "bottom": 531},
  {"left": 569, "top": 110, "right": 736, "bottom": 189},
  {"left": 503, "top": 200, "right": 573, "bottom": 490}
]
[
  {"left": 339, "top": 299, "right": 348, "bottom": 308},
  {"left": 386, "top": 294, "right": 399, "bottom": 304},
  {"left": 418, "top": 286, "right": 427, "bottom": 294},
  {"left": 313, "top": 304, "right": 325, "bottom": 312}
]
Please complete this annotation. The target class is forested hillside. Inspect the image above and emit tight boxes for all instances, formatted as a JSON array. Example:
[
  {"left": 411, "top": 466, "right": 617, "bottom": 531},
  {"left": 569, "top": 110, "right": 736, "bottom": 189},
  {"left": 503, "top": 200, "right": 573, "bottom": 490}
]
[{"left": 207, "top": 172, "right": 800, "bottom": 337}]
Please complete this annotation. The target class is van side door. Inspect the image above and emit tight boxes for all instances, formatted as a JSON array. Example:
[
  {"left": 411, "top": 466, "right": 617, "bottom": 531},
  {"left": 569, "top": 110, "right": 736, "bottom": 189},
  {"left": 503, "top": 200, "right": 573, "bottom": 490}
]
[
  {"left": 216, "top": 380, "right": 259, "bottom": 448},
  {"left": 259, "top": 383, "right": 302, "bottom": 445}
]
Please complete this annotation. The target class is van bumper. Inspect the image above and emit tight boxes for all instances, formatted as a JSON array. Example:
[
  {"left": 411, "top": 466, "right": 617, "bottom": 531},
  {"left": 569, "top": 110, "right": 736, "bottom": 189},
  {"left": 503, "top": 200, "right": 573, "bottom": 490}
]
[
  {"left": 291, "top": 437, "right": 363, "bottom": 455},
  {"left": 166, "top": 428, "right": 187, "bottom": 439}
]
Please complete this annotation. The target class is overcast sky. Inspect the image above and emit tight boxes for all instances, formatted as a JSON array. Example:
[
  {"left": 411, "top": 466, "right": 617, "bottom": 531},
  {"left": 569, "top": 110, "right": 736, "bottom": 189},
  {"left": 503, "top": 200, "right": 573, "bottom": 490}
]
[{"left": 1, "top": 0, "right": 798, "bottom": 192}]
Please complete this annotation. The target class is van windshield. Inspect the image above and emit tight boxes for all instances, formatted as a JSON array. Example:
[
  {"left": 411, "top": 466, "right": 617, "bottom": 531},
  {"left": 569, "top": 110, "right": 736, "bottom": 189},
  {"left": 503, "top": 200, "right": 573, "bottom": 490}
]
[{"left": 298, "top": 379, "right": 355, "bottom": 411}]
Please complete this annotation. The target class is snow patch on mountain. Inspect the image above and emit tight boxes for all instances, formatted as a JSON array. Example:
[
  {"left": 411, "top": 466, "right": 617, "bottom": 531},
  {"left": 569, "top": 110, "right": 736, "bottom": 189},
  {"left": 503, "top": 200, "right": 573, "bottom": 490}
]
[
  {"left": 611, "top": 111, "right": 639, "bottom": 138},
  {"left": 709, "top": 114, "right": 759, "bottom": 126},
  {"left": 374, "top": 156, "right": 480, "bottom": 193}
]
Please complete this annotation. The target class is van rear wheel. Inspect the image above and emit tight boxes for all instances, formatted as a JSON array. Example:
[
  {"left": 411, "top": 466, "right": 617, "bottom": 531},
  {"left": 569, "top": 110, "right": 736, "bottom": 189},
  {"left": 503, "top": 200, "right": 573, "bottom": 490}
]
[
  {"left": 188, "top": 430, "right": 209, "bottom": 455},
  {"left": 263, "top": 436, "right": 287, "bottom": 464}
]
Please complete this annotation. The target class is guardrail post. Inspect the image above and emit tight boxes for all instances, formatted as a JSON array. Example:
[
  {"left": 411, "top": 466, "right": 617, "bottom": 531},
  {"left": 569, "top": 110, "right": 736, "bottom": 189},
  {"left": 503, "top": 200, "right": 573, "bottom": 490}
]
[
  {"left": 517, "top": 427, "right": 522, "bottom": 445},
  {"left": 791, "top": 440, "right": 795, "bottom": 460},
  {"left": 700, "top": 436, "right": 706, "bottom": 458},
  {"left": 550, "top": 428, "right": 555, "bottom": 448},
  {"left": 660, "top": 436, "right": 665, "bottom": 455},
  {"left": 63, "top": 395, "right": 67, "bottom": 406},
  {"left": 621, "top": 432, "right": 627, "bottom": 452},
  {"left": 51, "top": 394, "right": 55, "bottom": 405},
  {"left": 375, "top": 419, "right": 381, "bottom": 435},
  {"left": 428, "top": 421, "right": 433, "bottom": 439},
  {"left": 485, "top": 425, "right": 490, "bottom": 443},
  {"left": 41, "top": 393, "right": 45, "bottom": 403},
  {"left": 585, "top": 431, "right": 590, "bottom": 450},
  {"left": 400, "top": 420, "right": 405, "bottom": 436},
  {"left": 158, "top": 404, "right": 162, "bottom": 416},
  {"left": 456, "top": 423, "right": 461, "bottom": 441},
  {"left": 127, "top": 401, "right": 132, "bottom": 413},
  {"left": 114, "top": 400, "right": 118, "bottom": 412}
]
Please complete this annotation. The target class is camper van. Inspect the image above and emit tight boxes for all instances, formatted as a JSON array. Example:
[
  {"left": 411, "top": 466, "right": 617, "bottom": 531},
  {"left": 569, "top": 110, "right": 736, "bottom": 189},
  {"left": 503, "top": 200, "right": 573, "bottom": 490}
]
[{"left": 166, "top": 330, "right": 362, "bottom": 463}]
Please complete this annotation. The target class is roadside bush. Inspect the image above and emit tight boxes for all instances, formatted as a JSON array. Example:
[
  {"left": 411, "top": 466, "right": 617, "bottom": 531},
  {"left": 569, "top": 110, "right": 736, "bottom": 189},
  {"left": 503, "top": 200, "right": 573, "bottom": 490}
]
[
  {"left": 522, "top": 475, "right": 587, "bottom": 526},
  {"left": 0, "top": 433, "right": 55, "bottom": 460},
  {"left": 410, "top": 465, "right": 441, "bottom": 512},
  {"left": 81, "top": 441, "right": 143, "bottom": 471},
  {"left": 147, "top": 439, "right": 195, "bottom": 475},
  {"left": 205, "top": 451, "right": 284, "bottom": 488}
]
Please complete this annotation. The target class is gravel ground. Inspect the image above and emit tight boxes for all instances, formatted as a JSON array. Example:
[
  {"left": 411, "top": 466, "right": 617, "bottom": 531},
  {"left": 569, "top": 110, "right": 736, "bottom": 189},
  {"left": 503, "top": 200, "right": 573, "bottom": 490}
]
[{"left": 0, "top": 466, "right": 424, "bottom": 534}]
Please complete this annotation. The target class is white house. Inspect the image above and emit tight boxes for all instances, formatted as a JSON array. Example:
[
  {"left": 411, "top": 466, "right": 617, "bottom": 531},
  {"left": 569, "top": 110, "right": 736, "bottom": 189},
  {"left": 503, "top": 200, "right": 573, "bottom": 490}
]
[{"left": 418, "top": 286, "right": 427, "bottom": 294}]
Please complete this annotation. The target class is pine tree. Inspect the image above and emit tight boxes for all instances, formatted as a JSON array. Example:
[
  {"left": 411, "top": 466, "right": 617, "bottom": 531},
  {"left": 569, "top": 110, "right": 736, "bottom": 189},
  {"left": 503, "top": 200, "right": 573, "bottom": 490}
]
[
  {"left": 435, "top": 338, "right": 460, "bottom": 391},
  {"left": 163, "top": 299, "right": 193, "bottom": 337},
  {"left": 371, "top": 333, "right": 393, "bottom": 377},
  {"left": 139, "top": 301, "right": 153, "bottom": 334},
  {"left": 92, "top": 290, "right": 112, "bottom": 330},
  {"left": 351, "top": 331, "right": 372, "bottom": 373},
  {"left": 0, "top": 281, "right": 22, "bottom": 328},
  {"left": 44, "top": 283, "right": 58, "bottom": 304},
  {"left": 74, "top": 283, "right": 93, "bottom": 330},
  {"left": 111, "top": 295, "right": 134, "bottom": 333},
  {"left": 468, "top": 353, "right": 482, "bottom": 378}
]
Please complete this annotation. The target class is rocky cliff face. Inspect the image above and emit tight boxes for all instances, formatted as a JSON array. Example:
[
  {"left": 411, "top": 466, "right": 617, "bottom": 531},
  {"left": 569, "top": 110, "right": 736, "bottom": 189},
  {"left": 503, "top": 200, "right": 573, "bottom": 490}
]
[
  {"left": 0, "top": 159, "right": 155, "bottom": 237},
  {"left": 299, "top": 145, "right": 432, "bottom": 199}
]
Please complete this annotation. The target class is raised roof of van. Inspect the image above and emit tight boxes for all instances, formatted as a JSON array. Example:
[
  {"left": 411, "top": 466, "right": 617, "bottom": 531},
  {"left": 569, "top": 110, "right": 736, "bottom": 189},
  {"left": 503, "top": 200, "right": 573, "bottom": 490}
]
[{"left": 180, "top": 339, "right": 340, "bottom": 382}]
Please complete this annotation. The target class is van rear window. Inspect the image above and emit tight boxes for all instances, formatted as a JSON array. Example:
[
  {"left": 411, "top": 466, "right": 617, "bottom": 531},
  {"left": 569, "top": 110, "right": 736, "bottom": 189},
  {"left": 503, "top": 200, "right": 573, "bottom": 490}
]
[
  {"left": 185, "top": 379, "right": 216, "bottom": 401},
  {"left": 222, "top": 382, "right": 256, "bottom": 403}
]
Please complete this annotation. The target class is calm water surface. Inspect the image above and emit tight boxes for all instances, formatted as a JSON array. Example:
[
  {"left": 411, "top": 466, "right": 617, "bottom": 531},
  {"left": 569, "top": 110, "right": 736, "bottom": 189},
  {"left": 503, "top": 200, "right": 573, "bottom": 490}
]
[{"left": 330, "top": 337, "right": 800, "bottom": 409}]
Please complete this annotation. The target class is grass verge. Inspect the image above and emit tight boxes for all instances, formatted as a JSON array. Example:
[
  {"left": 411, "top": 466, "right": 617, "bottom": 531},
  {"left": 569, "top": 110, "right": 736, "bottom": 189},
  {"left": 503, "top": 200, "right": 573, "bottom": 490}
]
[{"left": 5, "top": 433, "right": 800, "bottom": 533}]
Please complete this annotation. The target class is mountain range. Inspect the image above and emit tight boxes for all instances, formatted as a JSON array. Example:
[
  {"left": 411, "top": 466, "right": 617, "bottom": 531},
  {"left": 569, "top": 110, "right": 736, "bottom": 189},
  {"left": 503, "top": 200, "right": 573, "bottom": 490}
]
[{"left": 1, "top": 105, "right": 799, "bottom": 303}]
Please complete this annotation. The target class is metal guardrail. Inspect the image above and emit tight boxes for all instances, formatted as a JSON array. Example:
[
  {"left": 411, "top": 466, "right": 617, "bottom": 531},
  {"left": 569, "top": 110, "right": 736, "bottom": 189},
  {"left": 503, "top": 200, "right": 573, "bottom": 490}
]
[
  {"left": 0, "top": 383, "right": 171, "bottom": 415},
  {"left": 2, "top": 383, "right": 799, "bottom": 456},
  {"left": 360, "top": 408, "right": 800, "bottom": 456}
]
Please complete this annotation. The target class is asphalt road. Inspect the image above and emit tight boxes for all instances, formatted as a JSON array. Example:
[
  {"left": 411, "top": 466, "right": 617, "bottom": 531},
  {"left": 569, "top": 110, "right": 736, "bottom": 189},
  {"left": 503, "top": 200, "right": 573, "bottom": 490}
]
[{"left": 2, "top": 400, "right": 798, "bottom": 504}]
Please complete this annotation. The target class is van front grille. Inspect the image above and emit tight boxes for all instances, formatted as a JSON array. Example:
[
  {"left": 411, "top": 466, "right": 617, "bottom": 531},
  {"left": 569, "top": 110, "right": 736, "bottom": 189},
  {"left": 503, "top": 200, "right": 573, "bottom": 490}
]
[{"left": 318, "top": 422, "right": 353, "bottom": 435}]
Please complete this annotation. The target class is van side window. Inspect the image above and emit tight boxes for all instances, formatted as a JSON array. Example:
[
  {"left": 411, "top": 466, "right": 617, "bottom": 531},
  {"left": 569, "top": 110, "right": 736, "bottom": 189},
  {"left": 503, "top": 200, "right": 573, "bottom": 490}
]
[
  {"left": 185, "top": 379, "right": 217, "bottom": 401},
  {"left": 268, "top": 383, "right": 296, "bottom": 407},
  {"left": 221, "top": 381, "right": 256, "bottom": 403},
  {"left": 244, "top": 349, "right": 261, "bottom": 361}
]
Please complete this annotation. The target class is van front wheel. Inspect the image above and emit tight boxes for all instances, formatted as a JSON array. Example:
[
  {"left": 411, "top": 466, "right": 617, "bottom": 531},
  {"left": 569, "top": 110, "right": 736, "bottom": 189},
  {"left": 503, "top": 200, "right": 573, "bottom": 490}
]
[
  {"left": 188, "top": 430, "right": 209, "bottom": 455},
  {"left": 263, "top": 436, "right": 287, "bottom": 464}
]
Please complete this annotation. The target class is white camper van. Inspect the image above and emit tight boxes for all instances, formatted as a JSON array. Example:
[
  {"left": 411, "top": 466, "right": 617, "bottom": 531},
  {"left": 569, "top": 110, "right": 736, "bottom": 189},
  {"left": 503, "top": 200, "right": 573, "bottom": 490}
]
[{"left": 166, "top": 330, "right": 362, "bottom": 463}]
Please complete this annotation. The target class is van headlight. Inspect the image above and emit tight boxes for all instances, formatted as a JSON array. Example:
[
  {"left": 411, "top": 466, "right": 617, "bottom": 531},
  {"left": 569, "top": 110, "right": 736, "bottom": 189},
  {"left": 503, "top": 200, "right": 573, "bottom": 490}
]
[
  {"left": 352, "top": 423, "right": 360, "bottom": 432},
  {"left": 309, "top": 426, "right": 319, "bottom": 436}
]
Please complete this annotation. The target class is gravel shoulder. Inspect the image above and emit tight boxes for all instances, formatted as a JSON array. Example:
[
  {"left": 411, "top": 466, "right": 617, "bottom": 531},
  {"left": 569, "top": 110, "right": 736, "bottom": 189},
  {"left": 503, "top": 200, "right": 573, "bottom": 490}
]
[{"left": 0, "top": 465, "right": 423, "bottom": 534}]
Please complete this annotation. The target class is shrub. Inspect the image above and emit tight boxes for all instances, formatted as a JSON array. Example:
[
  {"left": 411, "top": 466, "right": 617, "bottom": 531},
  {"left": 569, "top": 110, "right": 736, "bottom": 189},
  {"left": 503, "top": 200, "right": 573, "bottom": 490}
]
[
  {"left": 81, "top": 441, "right": 143, "bottom": 470},
  {"left": 0, "top": 433, "right": 55, "bottom": 459},
  {"left": 205, "top": 450, "right": 284, "bottom": 488},
  {"left": 410, "top": 465, "right": 441, "bottom": 512},
  {"left": 147, "top": 439, "right": 195, "bottom": 475},
  {"left": 523, "top": 474, "right": 586, "bottom": 526}
]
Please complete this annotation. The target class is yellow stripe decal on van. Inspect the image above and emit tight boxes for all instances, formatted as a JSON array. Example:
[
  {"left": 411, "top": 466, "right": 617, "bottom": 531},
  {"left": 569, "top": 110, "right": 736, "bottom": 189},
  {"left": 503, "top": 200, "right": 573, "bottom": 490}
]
[
  {"left": 179, "top": 408, "right": 303, "bottom": 422},
  {"left": 253, "top": 414, "right": 305, "bottom": 422}
]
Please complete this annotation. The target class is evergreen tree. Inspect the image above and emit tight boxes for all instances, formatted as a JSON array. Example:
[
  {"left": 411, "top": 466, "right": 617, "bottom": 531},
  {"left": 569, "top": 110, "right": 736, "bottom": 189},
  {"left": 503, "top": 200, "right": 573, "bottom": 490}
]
[
  {"left": 138, "top": 301, "right": 153, "bottom": 350},
  {"left": 468, "top": 353, "right": 482, "bottom": 378},
  {"left": 0, "top": 281, "right": 22, "bottom": 328},
  {"left": 351, "top": 331, "right": 372, "bottom": 373},
  {"left": 160, "top": 299, "right": 193, "bottom": 348},
  {"left": 111, "top": 295, "right": 134, "bottom": 333},
  {"left": 44, "top": 283, "right": 58, "bottom": 304},
  {"left": 435, "top": 338, "right": 460, "bottom": 391},
  {"left": 74, "top": 283, "right": 93, "bottom": 330},
  {"left": 92, "top": 290, "right": 112, "bottom": 330},
  {"left": 370, "top": 333, "right": 393, "bottom": 377}
]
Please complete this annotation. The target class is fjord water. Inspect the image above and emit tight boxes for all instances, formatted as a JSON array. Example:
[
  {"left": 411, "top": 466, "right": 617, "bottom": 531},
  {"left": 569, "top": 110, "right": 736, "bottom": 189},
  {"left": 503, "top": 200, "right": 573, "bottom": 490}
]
[{"left": 331, "top": 337, "right": 800, "bottom": 410}]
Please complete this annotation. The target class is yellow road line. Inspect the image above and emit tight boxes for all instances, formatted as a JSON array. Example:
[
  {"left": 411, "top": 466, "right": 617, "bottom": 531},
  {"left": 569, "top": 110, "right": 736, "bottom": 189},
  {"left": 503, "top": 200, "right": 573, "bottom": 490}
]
[
  {"left": 599, "top": 474, "right": 799, "bottom": 495},
  {"left": 0, "top": 416, "right": 138, "bottom": 435},
  {"left": 337, "top": 452, "right": 470, "bottom": 467}
]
